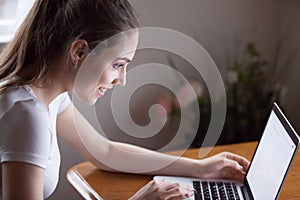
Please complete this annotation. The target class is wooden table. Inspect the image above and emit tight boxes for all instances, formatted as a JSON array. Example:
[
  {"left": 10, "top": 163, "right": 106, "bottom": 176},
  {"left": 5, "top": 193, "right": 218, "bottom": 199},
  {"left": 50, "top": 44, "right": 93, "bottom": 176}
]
[{"left": 67, "top": 142, "right": 300, "bottom": 200}]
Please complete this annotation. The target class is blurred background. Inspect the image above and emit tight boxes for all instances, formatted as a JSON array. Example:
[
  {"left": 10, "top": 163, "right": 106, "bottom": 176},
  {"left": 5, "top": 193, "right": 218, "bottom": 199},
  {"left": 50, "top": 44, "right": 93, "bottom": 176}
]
[{"left": 0, "top": 0, "right": 299, "bottom": 199}]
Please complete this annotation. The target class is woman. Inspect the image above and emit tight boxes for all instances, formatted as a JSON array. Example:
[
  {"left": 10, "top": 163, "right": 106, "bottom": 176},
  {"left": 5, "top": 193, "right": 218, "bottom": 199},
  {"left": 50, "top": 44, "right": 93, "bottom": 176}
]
[{"left": 0, "top": 0, "right": 250, "bottom": 199}]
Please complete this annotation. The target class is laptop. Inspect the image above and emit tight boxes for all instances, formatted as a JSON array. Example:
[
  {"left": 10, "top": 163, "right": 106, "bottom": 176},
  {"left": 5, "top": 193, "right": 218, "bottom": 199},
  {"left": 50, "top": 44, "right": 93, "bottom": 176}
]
[{"left": 154, "top": 103, "right": 300, "bottom": 200}]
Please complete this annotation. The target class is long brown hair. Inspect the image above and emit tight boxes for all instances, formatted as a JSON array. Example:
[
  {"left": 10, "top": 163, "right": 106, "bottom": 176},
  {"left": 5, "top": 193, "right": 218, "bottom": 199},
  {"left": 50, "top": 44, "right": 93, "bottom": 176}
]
[{"left": 0, "top": 0, "right": 139, "bottom": 92}]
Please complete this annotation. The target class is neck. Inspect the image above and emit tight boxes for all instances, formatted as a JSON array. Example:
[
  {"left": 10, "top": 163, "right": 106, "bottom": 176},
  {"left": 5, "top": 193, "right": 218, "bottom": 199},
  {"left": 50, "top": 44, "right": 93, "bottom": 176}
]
[
  {"left": 29, "top": 80, "right": 68, "bottom": 108},
  {"left": 28, "top": 61, "right": 75, "bottom": 107}
]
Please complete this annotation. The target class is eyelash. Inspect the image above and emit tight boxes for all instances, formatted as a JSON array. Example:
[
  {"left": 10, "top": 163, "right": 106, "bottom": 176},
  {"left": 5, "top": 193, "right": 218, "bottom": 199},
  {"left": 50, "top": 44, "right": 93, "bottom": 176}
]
[{"left": 113, "top": 63, "right": 125, "bottom": 69}]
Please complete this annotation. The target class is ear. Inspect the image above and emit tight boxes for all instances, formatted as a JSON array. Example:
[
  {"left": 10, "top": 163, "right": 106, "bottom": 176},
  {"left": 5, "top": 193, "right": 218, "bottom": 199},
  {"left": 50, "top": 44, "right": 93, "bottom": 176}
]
[{"left": 70, "top": 39, "right": 89, "bottom": 64}]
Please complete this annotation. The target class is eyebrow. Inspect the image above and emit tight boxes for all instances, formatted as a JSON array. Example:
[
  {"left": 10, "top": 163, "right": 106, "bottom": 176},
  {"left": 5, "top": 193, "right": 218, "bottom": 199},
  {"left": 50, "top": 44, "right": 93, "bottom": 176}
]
[{"left": 117, "top": 57, "right": 132, "bottom": 63}]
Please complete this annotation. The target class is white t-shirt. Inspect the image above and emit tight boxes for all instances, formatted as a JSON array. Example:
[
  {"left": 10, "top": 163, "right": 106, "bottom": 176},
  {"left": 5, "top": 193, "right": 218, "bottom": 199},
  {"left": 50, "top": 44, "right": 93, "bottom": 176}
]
[{"left": 0, "top": 85, "right": 71, "bottom": 199}]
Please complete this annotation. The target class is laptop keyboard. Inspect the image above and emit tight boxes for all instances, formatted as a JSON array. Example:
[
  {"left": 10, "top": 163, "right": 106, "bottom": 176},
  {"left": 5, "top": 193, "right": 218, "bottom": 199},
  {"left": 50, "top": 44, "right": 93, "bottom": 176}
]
[{"left": 193, "top": 181, "right": 241, "bottom": 200}]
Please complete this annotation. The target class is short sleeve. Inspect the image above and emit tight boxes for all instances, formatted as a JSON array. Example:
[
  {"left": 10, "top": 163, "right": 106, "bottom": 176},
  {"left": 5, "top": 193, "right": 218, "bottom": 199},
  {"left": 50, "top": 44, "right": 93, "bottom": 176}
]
[
  {"left": 0, "top": 100, "right": 52, "bottom": 169},
  {"left": 57, "top": 92, "right": 71, "bottom": 114}
]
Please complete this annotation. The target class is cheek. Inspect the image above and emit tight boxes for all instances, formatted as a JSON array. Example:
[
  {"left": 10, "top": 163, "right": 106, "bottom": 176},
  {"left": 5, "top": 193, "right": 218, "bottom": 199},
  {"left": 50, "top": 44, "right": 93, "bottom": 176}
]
[{"left": 98, "top": 70, "right": 113, "bottom": 85}]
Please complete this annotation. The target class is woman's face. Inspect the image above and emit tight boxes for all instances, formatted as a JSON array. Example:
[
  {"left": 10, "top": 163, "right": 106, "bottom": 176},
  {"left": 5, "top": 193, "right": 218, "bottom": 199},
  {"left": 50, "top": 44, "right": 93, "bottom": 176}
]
[{"left": 74, "top": 32, "right": 138, "bottom": 105}]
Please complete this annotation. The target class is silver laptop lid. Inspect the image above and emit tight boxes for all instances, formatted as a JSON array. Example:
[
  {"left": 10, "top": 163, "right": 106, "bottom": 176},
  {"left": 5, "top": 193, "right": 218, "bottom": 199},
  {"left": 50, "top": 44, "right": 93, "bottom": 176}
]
[{"left": 243, "top": 103, "right": 299, "bottom": 200}]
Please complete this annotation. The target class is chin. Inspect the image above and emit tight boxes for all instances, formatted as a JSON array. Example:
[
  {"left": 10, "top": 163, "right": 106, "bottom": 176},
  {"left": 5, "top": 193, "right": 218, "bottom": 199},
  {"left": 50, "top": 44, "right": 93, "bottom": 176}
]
[
  {"left": 73, "top": 91, "right": 97, "bottom": 106},
  {"left": 85, "top": 96, "right": 98, "bottom": 105}
]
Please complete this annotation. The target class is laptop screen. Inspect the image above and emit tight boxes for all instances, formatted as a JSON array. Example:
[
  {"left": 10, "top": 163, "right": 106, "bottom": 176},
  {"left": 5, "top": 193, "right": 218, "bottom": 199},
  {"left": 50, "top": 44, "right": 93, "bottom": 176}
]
[{"left": 245, "top": 104, "right": 299, "bottom": 199}]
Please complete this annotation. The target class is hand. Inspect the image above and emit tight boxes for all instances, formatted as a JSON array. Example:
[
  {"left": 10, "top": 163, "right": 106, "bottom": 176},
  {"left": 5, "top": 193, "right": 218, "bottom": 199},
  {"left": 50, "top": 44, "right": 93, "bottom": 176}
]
[
  {"left": 129, "top": 179, "right": 195, "bottom": 200},
  {"left": 198, "top": 152, "right": 250, "bottom": 182}
]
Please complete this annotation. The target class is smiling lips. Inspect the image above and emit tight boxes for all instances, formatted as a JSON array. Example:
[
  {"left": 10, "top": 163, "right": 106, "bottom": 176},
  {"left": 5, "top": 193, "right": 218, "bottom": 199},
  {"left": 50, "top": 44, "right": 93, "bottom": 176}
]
[
  {"left": 96, "top": 87, "right": 109, "bottom": 98},
  {"left": 99, "top": 87, "right": 106, "bottom": 93}
]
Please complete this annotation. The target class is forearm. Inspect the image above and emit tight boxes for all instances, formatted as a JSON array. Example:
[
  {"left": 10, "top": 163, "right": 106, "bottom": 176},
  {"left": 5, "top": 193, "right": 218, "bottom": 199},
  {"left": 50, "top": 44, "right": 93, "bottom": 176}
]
[
  {"left": 95, "top": 141, "right": 199, "bottom": 177},
  {"left": 57, "top": 105, "right": 200, "bottom": 177}
]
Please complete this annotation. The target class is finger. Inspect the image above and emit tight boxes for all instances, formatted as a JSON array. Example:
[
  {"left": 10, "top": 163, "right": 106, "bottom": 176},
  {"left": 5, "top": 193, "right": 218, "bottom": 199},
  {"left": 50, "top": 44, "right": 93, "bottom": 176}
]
[
  {"left": 164, "top": 183, "right": 194, "bottom": 195},
  {"left": 224, "top": 152, "right": 250, "bottom": 171},
  {"left": 163, "top": 182, "right": 181, "bottom": 191},
  {"left": 222, "top": 158, "right": 246, "bottom": 177},
  {"left": 219, "top": 166, "right": 246, "bottom": 182},
  {"left": 164, "top": 182, "right": 194, "bottom": 192},
  {"left": 166, "top": 194, "right": 193, "bottom": 200},
  {"left": 232, "top": 169, "right": 247, "bottom": 182},
  {"left": 218, "top": 154, "right": 244, "bottom": 172},
  {"left": 165, "top": 187, "right": 195, "bottom": 200}
]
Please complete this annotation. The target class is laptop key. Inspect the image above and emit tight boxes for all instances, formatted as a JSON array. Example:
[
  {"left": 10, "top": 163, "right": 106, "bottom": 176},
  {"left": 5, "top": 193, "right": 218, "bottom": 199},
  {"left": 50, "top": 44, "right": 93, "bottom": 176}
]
[
  {"left": 193, "top": 180, "right": 241, "bottom": 200},
  {"left": 232, "top": 183, "right": 240, "bottom": 200},
  {"left": 193, "top": 181, "right": 203, "bottom": 200},
  {"left": 202, "top": 181, "right": 211, "bottom": 200},
  {"left": 209, "top": 182, "right": 219, "bottom": 200},
  {"left": 217, "top": 182, "right": 226, "bottom": 199}
]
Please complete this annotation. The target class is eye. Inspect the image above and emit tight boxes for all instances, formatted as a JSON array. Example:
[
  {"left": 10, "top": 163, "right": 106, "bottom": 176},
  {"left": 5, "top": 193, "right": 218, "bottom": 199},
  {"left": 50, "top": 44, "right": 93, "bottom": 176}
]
[{"left": 113, "top": 63, "right": 125, "bottom": 69}]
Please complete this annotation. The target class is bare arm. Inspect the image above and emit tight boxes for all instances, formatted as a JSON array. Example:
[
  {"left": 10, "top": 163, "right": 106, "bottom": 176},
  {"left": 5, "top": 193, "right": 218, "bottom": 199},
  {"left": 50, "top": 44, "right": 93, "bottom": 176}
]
[
  {"left": 57, "top": 103, "right": 249, "bottom": 179},
  {"left": 57, "top": 103, "right": 197, "bottom": 176},
  {"left": 2, "top": 162, "right": 44, "bottom": 200},
  {"left": 57, "top": 103, "right": 249, "bottom": 199}
]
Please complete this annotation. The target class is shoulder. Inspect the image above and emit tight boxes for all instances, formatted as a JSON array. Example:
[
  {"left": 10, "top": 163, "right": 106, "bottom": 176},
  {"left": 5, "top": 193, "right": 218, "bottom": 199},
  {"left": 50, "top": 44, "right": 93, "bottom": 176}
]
[
  {"left": 6, "top": 100, "right": 50, "bottom": 126},
  {"left": 55, "top": 92, "right": 71, "bottom": 114},
  {"left": 0, "top": 89, "right": 52, "bottom": 169},
  {"left": 0, "top": 86, "right": 35, "bottom": 118},
  {"left": 0, "top": 87, "right": 51, "bottom": 132}
]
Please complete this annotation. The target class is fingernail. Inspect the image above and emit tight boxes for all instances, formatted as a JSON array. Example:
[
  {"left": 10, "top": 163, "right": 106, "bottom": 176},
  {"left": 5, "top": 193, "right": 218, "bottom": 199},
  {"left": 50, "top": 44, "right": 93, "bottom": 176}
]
[{"left": 185, "top": 192, "right": 194, "bottom": 197}]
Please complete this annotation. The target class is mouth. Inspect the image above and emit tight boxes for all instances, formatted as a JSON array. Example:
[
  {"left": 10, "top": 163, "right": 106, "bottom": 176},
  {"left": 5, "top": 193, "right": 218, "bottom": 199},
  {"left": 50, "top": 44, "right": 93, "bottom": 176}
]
[
  {"left": 99, "top": 87, "right": 106, "bottom": 93},
  {"left": 96, "top": 87, "right": 109, "bottom": 98}
]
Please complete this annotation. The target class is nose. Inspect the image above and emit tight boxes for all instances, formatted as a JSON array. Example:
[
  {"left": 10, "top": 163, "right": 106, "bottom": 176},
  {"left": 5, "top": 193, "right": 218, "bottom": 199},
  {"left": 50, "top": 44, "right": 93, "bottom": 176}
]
[
  {"left": 119, "top": 74, "right": 126, "bottom": 86},
  {"left": 112, "top": 69, "right": 126, "bottom": 86}
]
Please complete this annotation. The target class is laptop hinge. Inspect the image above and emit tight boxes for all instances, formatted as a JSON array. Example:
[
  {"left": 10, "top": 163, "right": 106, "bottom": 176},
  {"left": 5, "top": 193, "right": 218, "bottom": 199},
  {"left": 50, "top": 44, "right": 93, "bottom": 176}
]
[{"left": 241, "top": 186, "right": 252, "bottom": 200}]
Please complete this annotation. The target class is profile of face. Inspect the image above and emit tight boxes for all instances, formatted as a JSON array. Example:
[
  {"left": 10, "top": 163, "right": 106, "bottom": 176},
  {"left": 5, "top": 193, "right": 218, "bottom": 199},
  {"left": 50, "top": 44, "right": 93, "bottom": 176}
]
[{"left": 73, "top": 31, "right": 138, "bottom": 105}]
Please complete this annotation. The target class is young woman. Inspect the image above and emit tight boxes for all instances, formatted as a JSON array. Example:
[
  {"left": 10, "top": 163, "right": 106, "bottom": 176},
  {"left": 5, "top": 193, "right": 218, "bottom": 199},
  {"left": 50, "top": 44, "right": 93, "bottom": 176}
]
[{"left": 0, "top": 0, "right": 250, "bottom": 199}]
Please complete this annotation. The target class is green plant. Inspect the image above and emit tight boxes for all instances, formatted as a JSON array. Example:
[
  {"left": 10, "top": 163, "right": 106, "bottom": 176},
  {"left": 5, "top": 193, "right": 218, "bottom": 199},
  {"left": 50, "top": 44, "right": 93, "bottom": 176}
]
[{"left": 221, "top": 42, "right": 281, "bottom": 143}]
